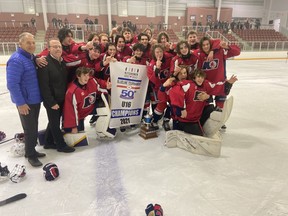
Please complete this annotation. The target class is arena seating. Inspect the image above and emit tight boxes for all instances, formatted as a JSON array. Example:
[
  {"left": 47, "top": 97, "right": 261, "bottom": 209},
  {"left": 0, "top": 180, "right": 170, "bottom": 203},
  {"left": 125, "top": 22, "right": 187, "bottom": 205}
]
[
  {"left": 233, "top": 29, "right": 288, "bottom": 41},
  {"left": 44, "top": 27, "right": 58, "bottom": 42},
  {"left": 233, "top": 29, "right": 288, "bottom": 50},
  {"left": 0, "top": 27, "right": 36, "bottom": 43}
]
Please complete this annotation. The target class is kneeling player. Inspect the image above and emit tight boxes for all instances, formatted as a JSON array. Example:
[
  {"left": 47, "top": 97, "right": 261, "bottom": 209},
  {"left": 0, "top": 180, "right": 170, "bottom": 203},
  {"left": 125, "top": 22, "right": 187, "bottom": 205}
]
[{"left": 63, "top": 67, "right": 116, "bottom": 138}]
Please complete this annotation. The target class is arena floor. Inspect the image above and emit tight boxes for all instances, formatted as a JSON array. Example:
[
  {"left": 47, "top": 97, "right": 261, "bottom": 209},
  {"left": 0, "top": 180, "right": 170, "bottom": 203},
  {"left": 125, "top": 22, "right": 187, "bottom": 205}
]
[{"left": 0, "top": 59, "right": 288, "bottom": 216}]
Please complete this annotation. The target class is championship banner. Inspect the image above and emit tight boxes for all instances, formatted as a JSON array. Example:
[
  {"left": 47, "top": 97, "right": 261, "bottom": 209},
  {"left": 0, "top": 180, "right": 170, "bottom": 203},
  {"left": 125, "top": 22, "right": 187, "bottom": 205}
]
[{"left": 109, "top": 62, "right": 149, "bottom": 128}]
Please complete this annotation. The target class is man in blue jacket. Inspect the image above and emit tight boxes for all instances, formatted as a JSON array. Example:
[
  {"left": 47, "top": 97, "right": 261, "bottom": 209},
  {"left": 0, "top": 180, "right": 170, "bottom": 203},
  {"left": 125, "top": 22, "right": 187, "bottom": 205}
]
[{"left": 6, "top": 32, "right": 45, "bottom": 167}]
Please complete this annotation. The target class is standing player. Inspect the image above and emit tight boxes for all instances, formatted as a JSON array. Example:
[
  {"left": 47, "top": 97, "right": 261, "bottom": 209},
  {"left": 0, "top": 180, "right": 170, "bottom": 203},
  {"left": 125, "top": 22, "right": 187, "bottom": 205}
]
[
  {"left": 147, "top": 44, "right": 174, "bottom": 130},
  {"left": 197, "top": 36, "right": 241, "bottom": 129}
]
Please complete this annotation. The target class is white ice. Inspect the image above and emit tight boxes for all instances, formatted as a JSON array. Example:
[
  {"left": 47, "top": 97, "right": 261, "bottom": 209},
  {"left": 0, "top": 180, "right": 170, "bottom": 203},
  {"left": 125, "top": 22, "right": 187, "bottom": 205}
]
[{"left": 0, "top": 59, "right": 288, "bottom": 216}]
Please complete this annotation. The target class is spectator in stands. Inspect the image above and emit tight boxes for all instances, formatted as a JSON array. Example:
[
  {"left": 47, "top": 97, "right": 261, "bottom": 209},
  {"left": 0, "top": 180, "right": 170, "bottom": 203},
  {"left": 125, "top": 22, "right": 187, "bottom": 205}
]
[
  {"left": 123, "top": 20, "right": 127, "bottom": 27},
  {"left": 84, "top": 17, "right": 89, "bottom": 30},
  {"left": 52, "top": 17, "right": 57, "bottom": 28},
  {"left": 89, "top": 19, "right": 94, "bottom": 31},
  {"left": 112, "top": 20, "right": 117, "bottom": 27},
  {"left": 255, "top": 19, "right": 261, "bottom": 29},
  {"left": 30, "top": 17, "right": 36, "bottom": 27},
  {"left": 64, "top": 18, "right": 69, "bottom": 27},
  {"left": 58, "top": 18, "right": 63, "bottom": 28},
  {"left": 94, "top": 18, "right": 98, "bottom": 25},
  {"left": 6, "top": 32, "right": 45, "bottom": 167}
]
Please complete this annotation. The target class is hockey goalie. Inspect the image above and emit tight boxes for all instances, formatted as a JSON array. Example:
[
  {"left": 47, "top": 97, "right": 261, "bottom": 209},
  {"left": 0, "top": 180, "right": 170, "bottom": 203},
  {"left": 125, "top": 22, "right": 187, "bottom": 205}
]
[
  {"left": 160, "top": 67, "right": 237, "bottom": 157},
  {"left": 165, "top": 96, "right": 233, "bottom": 157}
]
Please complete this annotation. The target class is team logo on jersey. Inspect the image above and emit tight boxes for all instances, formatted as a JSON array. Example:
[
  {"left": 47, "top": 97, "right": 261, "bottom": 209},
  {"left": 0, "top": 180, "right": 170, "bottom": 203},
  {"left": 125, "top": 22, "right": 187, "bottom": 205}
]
[
  {"left": 159, "top": 69, "right": 169, "bottom": 80},
  {"left": 83, "top": 92, "right": 97, "bottom": 108},
  {"left": 202, "top": 59, "right": 219, "bottom": 70},
  {"left": 193, "top": 90, "right": 203, "bottom": 101}
]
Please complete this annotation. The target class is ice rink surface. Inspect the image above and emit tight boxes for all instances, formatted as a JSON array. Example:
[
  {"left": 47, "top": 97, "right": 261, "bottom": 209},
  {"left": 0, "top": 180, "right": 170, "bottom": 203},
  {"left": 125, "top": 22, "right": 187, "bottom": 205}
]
[{"left": 0, "top": 59, "right": 288, "bottom": 216}]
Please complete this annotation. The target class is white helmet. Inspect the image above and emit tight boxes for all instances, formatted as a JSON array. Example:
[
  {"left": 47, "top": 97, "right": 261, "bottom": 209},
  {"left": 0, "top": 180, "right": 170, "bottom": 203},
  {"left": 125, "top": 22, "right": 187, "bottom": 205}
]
[{"left": 10, "top": 142, "right": 25, "bottom": 157}]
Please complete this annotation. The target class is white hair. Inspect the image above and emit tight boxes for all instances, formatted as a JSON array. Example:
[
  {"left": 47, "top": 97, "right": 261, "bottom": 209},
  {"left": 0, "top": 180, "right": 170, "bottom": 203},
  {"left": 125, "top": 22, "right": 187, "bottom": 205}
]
[{"left": 19, "top": 32, "right": 34, "bottom": 43}]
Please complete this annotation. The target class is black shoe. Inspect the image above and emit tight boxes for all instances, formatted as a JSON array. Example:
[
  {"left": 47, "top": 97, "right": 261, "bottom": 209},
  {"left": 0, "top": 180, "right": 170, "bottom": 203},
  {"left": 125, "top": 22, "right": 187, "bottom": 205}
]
[
  {"left": 44, "top": 144, "right": 57, "bottom": 149},
  {"left": 162, "top": 120, "right": 171, "bottom": 131},
  {"left": 57, "top": 145, "right": 75, "bottom": 153},
  {"left": 150, "top": 122, "right": 159, "bottom": 130},
  {"left": 25, "top": 151, "right": 46, "bottom": 158},
  {"left": 28, "top": 157, "right": 42, "bottom": 167},
  {"left": 89, "top": 115, "right": 99, "bottom": 124}
]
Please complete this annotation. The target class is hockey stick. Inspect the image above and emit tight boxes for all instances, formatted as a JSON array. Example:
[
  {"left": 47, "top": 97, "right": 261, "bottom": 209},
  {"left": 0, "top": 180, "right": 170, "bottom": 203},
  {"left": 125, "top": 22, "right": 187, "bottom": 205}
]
[
  {"left": 0, "top": 138, "right": 15, "bottom": 145},
  {"left": 0, "top": 193, "right": 27, "bottom": 207}
]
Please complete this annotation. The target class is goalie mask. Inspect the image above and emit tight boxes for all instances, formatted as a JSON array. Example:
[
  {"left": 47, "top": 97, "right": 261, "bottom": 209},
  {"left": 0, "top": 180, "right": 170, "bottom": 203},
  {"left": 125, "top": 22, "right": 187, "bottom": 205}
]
[
  {"left": 10, "top": 142, "right": 25, "bottom": 157},
  {"left": 9, "top": 164, "right": 26, "bottom": 183},
  {"left": 0, "top": 131, "right": 6, "bottom": 142}
]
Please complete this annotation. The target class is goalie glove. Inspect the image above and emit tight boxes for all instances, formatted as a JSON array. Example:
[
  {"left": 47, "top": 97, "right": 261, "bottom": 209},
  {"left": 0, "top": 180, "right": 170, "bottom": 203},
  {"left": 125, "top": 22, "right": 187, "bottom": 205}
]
[
  {"left": 0, "top": 131, "right": 6, "bottom": 141},
  {"left": 43, "top": 163, "right": 59, "bottom": 181},
  {"left": 145, "top": 203, "right": 163, "bottom": 216},
  {"left": 9, "top": 164, "right": 26, "bottom": 183},
  {"left": 0, "top": 163, "right": 10, "bottom": 182}
]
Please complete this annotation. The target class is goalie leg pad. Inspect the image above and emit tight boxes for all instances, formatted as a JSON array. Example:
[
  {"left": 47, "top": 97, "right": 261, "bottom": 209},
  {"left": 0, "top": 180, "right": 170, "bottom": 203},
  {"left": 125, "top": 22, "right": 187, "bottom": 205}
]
[
  {"left": 95, "top": 93, "right": 116, "bottom": 139},
  {"left": 63, "top": 132, "right": 89, "bottom": 147},
  {"left": 203, "top": 96, "right": 234, "bottom": 137},
  {"left": 165, "top": 130, "right": 179, "bottom": 148},
  {"left": 95, "top": 115, "right": 116, "bottom": 138},
  {"left": 165, "top": 130, "right": 222, "bottom": 157}
]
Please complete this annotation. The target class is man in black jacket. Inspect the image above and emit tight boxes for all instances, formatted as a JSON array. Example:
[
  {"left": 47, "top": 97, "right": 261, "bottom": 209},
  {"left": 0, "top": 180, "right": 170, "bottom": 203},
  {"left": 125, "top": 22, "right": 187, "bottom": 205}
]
[{"left": 37, "top": 38, "right": 75, "bottom": 153}]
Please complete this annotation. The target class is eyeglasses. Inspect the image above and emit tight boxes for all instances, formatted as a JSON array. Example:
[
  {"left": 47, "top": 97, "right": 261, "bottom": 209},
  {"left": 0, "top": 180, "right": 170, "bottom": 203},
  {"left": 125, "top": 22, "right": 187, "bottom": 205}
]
[{"left": 50, "top": 45, "right": 62, "bottom": 49}]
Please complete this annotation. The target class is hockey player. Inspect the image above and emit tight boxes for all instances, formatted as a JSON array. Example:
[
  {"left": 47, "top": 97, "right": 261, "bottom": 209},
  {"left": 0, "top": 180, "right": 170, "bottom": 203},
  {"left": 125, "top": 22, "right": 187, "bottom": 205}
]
[
  {"left": 115, "top": 35, "right": 132, "bottom": 61},
  {"left": 170, "top": 40, "right": 198, "bottom": 80},
  {"left": 147, "top": 44, "right": 174, "bottom": 130},
  {"left": 197, "top": 37, "right": 240, "bottom": 109},
  {"left": 164, "top": 68, "right": 237, "bottom": 136},
  {"left": 95, "top": 42, "right": 117, "bottom": 81},
  {"left": 137, "top": 33, "right": 153, "bottom": 62},
  {"left": 63, "top": 67, "right": 116, "bottom": 138}
]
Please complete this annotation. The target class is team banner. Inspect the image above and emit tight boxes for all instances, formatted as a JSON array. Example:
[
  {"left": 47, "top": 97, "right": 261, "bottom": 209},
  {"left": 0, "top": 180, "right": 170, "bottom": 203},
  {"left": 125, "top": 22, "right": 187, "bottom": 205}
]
[{"left": 109, "top": 62, "right": 149, "bottom": 128}]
